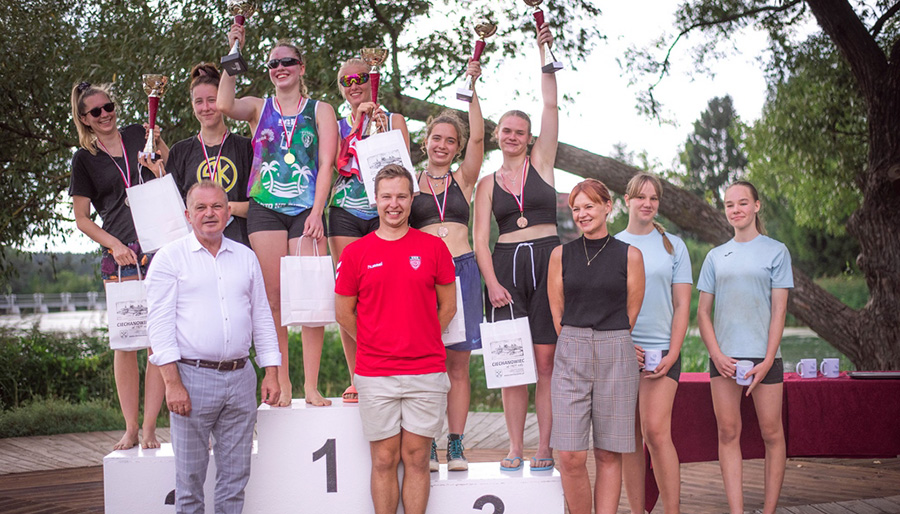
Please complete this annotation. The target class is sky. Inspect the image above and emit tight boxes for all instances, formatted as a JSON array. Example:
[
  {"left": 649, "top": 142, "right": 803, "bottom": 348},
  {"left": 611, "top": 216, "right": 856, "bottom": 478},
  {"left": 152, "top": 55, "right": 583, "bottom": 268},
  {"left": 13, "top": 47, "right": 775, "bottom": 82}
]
[{"left": 29, "top": 1, "right": 775, "bottom": 254}]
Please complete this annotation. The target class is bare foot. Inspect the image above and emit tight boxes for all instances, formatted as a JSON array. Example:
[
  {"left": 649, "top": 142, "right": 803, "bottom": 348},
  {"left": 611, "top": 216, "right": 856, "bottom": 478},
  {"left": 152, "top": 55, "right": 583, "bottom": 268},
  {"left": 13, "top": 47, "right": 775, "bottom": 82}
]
[
  {"left": 304, "top": 387, "right": 332, "bottom": 407},
  {"left": 276, "top": 380, "right": 293, "bottom": 407},
  {"left": 113, "top": 430, "right": 139, "bottom": 450},
  {"left": 141, "top": 427, "right": 160, "bottom": 449}
]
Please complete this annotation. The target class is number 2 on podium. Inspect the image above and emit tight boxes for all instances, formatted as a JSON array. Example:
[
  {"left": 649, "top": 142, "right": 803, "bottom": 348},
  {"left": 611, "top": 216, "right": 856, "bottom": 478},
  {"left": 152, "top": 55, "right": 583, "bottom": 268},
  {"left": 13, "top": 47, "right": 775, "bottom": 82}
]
[{"left": 312, "top": 438, "right": 337, "bottom": 493}]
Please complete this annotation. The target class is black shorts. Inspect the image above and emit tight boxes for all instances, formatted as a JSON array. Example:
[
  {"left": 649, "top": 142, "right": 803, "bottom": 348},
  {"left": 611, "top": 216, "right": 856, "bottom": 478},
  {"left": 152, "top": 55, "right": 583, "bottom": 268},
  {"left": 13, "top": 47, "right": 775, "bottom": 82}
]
[
  {"left": 709, "top": 357, "right": 784, "bottom": 385},
  {"left": 247, "top": 199, "right": 323, "bottom": 239},
  {"left": 327, "top": 207, "right": 379, "bottom": 238},
  {"left": 658, "top": 350, "right": 681, "bottom": 382},
  {"left": 487, "top": 236, "right": 560, "bottom": 345}
]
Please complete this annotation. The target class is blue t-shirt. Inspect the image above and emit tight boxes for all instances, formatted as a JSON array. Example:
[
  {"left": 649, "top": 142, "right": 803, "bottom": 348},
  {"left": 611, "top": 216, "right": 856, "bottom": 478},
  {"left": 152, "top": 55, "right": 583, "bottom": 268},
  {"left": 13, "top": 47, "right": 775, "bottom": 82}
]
[
  {"left": 697, "top": 235, "right": 794, "bottom": 359},
  {"left": 615, "top": 229, "right": 693, "bottom": 349}
]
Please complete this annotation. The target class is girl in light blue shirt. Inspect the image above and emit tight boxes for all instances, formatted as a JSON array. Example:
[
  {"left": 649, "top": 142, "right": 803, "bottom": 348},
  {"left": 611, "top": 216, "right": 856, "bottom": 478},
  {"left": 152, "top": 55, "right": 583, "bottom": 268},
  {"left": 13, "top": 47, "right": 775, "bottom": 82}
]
[
  {"left": 697, "top": 181, "right": 793, "bottom": 514},
  {"left": 616, "top": 173, "right": 692, "bottom": 514}
]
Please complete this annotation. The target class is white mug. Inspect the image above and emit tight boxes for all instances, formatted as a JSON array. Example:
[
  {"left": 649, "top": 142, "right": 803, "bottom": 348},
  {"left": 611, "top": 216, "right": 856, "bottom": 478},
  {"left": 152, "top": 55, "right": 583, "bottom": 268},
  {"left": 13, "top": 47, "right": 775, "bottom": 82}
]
[
  {"left": 796, "top": 358, "right": 817, "bottom": 379},
  {"left": 735, "top": 360, "right": 754, "bottom": 386},
  {"left": 645, "top": 349, "right": 663, "bottom": 372},
  {"left": 820, "top": 358, "right": 840, "bottom": 378}
]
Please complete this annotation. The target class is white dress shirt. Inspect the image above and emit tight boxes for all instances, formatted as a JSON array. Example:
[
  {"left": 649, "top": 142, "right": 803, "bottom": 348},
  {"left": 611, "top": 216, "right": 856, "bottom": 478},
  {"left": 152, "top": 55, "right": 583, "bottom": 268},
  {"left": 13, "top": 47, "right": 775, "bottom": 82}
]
[{"left": 147, "top": 232, "right": 281, "bottom": 368}]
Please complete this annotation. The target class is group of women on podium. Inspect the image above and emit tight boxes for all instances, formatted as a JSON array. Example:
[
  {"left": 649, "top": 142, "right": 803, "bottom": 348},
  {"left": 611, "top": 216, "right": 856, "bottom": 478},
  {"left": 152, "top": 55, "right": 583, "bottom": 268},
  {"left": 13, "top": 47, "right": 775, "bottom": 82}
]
[{"left": 69, "top": 20, "right": 791, "bottom": 514}]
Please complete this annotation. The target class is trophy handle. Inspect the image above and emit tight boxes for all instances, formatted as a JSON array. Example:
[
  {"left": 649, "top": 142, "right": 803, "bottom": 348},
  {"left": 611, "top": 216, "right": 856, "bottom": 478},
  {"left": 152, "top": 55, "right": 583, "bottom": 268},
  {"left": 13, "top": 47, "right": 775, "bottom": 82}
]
[
  {"left": 147, "top": 96, "right": 159, "bottom": 131},
  {"left": 472, "top": 40, "right": 487, "bottom": 62},
  {"left": 531, "top": 7, "right": 563, "bottom": 73},
  {"left": 369, "top": 71, "right": 380, "bottom": 106}
]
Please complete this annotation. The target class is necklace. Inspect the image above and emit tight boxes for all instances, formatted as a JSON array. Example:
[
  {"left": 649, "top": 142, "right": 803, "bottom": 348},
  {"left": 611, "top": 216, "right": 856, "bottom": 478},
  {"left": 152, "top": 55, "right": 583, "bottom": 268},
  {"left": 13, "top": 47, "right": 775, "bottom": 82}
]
[
  {"left": 583, "top": 234, "right": 611, "bottom": 266},
  {"left": 426, "top": 171, "right": 450, "bottom": 180}
]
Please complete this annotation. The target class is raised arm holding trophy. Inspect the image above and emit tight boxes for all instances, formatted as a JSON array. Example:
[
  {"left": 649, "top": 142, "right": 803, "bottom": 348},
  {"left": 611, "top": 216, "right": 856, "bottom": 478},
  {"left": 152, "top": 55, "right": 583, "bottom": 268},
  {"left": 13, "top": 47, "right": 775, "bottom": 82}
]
[
  {"left": 360, "top": 47, "right": 389, "bottom": 136},
  {"left": 221, "top": 0, "right": 256, "bottom": 76},
  {"left": 139, "top": 74, "right": 169, "bottom": 163},
  {"left": 457, "top": 22, "right": 496, "bottom": 102},
  {"left": 523, "top": 0, "right": 563, "bottom": 73}
]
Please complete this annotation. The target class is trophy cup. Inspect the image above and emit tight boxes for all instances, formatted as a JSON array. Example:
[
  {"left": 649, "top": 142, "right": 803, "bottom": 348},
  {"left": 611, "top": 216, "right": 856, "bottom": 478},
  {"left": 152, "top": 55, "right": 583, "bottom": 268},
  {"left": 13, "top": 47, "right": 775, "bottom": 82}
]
[
  {"left": 139, "top": 74, "right": 169, "bottom": 162},
  {"left": 523, "top": 0, "right": 564, "bottom": 73},
  {"left": 456, "top": 22, "right": 497, "bottom": 102},
  {"left": 360, "top": 47, "right": 389, "bottom": 135},
  {"left": 221, "top": 0, "right": 257, "bottom": 76}
]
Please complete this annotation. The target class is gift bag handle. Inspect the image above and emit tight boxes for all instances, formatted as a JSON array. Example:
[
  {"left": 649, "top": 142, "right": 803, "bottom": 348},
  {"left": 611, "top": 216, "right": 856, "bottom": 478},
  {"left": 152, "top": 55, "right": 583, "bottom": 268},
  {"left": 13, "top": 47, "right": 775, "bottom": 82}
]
[
  {"left": 295, "top": 235, "right": 321, "bottom": 257},
  {"left": 116, "top": 262, "right": 143, "bottom": 283},
  {"left": 489, "top": 302, "right": 515, "bottom": 323}
]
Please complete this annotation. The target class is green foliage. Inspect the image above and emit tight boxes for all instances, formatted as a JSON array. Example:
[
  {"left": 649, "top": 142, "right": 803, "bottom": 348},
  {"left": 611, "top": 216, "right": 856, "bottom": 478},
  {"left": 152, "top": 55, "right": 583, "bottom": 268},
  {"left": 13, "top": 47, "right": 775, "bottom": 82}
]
[
  {"left": 679, "top": 95, "right": 748, "bottom": 209},
  {"left": 815, "top": 276, "right": 868, "bottom": 311},
  {"left": 1, "top": 247, "right": 101, "bottom": 293},
  {"left": 0, "top": 327, "right": 118, "bottom": 409},
  {"left": 0, "top": 397, "right": 130, "bottom": 438},
  {"left": 745, "top": 35, "right": 865, "bottom": 235}
]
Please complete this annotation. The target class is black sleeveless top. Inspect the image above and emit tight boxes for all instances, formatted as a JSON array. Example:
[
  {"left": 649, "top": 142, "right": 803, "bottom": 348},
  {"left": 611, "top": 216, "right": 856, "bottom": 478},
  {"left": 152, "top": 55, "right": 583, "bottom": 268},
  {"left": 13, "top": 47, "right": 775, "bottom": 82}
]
[
  {"left": 492, "top": 163, "right": 558, "bottom": 235},
  {"left": 561, "top": 235, "right": 631, "bottom": 331},
  {"left": 409, "top": 173, "right": 470, "bottom": 228}
]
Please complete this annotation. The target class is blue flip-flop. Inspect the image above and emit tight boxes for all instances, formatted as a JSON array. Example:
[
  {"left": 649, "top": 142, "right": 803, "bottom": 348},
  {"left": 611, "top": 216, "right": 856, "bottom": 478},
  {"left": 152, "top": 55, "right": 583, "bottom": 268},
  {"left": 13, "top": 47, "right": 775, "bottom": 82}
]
[
  {"left": 500, "top": 456, "right": 524, "bottom": 471},
  {"left": 530, "top": 457, "right": 555, "bottom": 471}
]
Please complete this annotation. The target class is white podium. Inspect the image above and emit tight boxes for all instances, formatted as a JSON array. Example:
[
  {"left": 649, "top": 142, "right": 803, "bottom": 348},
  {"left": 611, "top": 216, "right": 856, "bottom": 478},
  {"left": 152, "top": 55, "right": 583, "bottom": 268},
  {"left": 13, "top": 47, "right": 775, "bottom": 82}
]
[{"left": 103, "top": 399, "right": 564, "bottom": 513}]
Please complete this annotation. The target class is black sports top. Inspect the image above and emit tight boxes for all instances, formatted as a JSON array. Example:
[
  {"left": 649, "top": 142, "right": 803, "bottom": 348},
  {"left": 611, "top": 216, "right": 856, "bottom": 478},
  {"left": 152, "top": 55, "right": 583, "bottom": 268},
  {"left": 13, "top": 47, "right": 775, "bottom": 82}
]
[
  {"left": 410, "top": 172, "right": 470, "bottom": 228},
  {"left": 561, "top": 235, "right": 632, "bottom": 331},
  {"left": 492, "top": 163, "right": 558, "bottom": 235}
]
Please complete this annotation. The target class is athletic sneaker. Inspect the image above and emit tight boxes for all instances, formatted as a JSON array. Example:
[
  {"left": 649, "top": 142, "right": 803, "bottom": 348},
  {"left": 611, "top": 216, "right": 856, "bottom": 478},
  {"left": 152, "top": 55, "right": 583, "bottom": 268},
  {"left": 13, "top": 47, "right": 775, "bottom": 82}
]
[
  {"left": 447, "top": 433, "right": 468, "bottom": 471},
  {"left": 430, "top": 439, "right": 439, "bottom": 472}
]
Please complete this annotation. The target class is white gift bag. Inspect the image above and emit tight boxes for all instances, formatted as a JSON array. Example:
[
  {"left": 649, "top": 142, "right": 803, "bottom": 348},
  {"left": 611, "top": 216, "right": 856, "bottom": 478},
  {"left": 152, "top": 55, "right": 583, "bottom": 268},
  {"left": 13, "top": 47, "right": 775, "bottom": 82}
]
[
  {"left": 105, "top": 267, "right": 150, "bottom": 351},
  {"left": 126, "top": 173, "right": 191, "bottom": 253},
  {"left": 442, "top": 277, "right": 466, "bottom": 346},
  {"left": 280, "top": 237, "right": 336, "bottom": 327},
  {"left": 354, "top": 129, "right": 419, "bottom": 206},
  {"left": 479, "top": 304, "right": 537, "bottom": 389}
]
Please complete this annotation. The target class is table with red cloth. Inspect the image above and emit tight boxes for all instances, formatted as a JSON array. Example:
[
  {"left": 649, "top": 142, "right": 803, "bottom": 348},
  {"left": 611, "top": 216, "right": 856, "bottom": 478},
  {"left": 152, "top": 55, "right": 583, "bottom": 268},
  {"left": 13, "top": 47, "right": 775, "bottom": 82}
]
[{"left": 643, "top": 372, "right": 900, "bottom": 512}]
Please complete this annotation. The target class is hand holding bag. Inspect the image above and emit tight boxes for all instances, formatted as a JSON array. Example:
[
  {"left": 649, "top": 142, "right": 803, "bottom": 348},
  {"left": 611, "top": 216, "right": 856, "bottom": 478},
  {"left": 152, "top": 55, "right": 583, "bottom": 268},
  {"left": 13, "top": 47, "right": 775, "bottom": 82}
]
[
  {"left": 479, "top": 304, "right": 537, "bottom": 389},
  {"left": 105, "top": 266, "right": 150, "bottom": 351},
  {"left": 280, "top": 236, "right": 336, "bottom": 327}
]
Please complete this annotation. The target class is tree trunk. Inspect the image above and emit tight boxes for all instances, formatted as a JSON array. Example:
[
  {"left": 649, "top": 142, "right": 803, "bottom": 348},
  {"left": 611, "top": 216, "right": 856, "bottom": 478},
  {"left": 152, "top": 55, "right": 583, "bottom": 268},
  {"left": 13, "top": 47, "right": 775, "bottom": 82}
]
[{"left": 395, "top": 93, "right": 899, "bottom": 369}]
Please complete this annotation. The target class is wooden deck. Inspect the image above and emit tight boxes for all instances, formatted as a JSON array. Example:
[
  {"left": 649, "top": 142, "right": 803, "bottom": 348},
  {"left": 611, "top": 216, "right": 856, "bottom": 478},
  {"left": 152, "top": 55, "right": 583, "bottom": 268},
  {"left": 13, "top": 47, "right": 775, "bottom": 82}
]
[{"left": 1, "top": 412, "right": 899, "bottom": 513}]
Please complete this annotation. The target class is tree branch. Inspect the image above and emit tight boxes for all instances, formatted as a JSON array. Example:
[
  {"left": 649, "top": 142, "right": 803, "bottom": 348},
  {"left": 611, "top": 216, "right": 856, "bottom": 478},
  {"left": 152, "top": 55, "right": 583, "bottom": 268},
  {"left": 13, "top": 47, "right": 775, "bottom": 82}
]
[{"left": 870, "top": 1, "right": 900, "bottom": 38}]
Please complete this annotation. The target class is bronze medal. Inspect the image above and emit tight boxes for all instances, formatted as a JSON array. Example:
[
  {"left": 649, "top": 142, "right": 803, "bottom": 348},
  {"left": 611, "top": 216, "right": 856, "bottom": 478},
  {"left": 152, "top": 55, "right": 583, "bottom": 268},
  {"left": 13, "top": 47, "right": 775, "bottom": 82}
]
[
  {"left": 517, "top": 215, "right": 528, "bottom": 228},
  {"left": 124, "top": 197, "right": 130, "bottom": 207}
]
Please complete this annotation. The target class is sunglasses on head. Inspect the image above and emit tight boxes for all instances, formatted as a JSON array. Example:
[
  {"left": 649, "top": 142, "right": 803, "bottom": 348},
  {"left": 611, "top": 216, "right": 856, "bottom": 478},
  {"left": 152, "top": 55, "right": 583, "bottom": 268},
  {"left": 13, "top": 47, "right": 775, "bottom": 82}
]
[
  {"left": 266, "top": 57, "right": 302, "bottom": 69},
  {"left": 82, "top": 102, "right": 115, "bottom": 118},
  {"left": 339, "top": 73, "right": 370, "bottom": 87}
]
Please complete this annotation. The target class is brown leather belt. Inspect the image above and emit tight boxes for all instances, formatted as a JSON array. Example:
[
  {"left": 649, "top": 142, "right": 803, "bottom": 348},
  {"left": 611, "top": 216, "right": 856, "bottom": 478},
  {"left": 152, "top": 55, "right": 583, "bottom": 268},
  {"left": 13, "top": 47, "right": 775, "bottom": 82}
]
[{"left": 179, "top": 357, "right": 248, "bottom": 371}]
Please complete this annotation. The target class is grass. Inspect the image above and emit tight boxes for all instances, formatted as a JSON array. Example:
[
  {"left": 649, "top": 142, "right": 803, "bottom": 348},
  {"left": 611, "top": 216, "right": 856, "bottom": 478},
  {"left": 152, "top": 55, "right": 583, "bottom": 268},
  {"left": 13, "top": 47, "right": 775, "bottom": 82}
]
[{"left": 0, "top": 397, "right": 168, "bottom": 438}]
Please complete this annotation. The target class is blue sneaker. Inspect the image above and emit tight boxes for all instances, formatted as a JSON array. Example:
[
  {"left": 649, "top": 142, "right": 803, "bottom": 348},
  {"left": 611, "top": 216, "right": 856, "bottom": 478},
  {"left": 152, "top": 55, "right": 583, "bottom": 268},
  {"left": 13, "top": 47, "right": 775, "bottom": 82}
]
[
  {"left": 430, "top": 439, "right": 439, "bottom": 472},
  {"left": 447, "top": 434, "right": 468, "bottom": 471}
]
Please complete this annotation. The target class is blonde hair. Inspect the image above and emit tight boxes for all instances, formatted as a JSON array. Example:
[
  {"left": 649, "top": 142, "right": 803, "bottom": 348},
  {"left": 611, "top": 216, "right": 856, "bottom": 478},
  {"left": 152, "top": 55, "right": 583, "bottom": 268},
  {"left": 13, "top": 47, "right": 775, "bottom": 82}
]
[
  {"left": 336, "top": 58, "right": 369, "bottom": 101},
  {"left": 271, "top": 39, "right": 308, "bottom": 97},
  {"left": 726, "top": 180, "right": 766, "bottom": 235},
  {"left": 625, "top": 173, "right": 674, "bottom": 255},
  {"left": 491, "top": 110, "right": 531, "bottom": 143},
  {"left": 420, "top": 110, "right": 468, "bottom": 160},
  {"left": 71, "top": 82, "right": 115, "bottom": 155}
]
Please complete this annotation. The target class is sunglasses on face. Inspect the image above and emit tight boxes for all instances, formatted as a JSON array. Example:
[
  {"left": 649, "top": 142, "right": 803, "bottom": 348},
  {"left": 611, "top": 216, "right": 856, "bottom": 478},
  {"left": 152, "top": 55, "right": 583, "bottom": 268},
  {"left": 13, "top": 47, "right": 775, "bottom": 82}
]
[
  {"left": 82, "top": 102, "right": 115, "bottom": 118},
  {"left": 266, "top": 57, "right": 302, "bottom": 69},
  {"left": 339, "top": 73, "right": 370, "bottom": 87}
]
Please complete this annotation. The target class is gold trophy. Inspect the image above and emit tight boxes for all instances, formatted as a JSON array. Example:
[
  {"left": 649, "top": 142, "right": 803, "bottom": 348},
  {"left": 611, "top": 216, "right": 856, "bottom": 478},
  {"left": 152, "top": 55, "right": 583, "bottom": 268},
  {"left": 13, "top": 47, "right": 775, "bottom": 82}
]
[
  {"left": 360, "top": 47, "right": 389, "bottom": 135},
  {"left": 523, "top": 0, "right": 563, "bottom": 73},
  {"left": 457, "top": 22, "right": 497, "bottom": 102},
  {"left": 221, "top": 0, "right": 257, "bottom": 76},
  {"left": 139, "top": 74, "right": 169, "bottom": 162}
]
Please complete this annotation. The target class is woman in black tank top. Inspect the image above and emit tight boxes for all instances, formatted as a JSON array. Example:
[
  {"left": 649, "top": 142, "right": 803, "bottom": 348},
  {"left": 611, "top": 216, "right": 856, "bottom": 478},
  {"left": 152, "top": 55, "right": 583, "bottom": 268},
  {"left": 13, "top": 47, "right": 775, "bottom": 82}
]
[
  {"left": 473, "top": 24, "right": 560, "bottom": 473},
  {"left": 409, "top": 61, "right": 484, "bottom": 471},
  {"left": 547, "top": 179, "right": 645, "bottom": 514}
]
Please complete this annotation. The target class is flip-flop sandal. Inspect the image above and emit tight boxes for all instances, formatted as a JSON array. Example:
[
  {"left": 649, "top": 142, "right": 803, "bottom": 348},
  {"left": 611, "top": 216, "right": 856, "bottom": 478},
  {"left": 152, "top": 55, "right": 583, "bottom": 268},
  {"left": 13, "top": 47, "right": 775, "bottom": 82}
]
[
  {"left": 342, "top": 385, "right": 358, "bottom": 404},
  {"left": 530, "top": 457, "right": 555, "bottom": 471},
  {"left": 500, "top": 456, "right": 524, "bottom": 471}
]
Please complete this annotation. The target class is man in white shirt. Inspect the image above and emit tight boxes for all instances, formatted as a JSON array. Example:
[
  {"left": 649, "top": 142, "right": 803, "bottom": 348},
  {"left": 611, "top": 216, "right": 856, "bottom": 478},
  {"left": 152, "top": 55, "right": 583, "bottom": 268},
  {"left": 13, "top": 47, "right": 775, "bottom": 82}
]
[{"left": 147, "top": 180, "right": 280, "bottom": 513}]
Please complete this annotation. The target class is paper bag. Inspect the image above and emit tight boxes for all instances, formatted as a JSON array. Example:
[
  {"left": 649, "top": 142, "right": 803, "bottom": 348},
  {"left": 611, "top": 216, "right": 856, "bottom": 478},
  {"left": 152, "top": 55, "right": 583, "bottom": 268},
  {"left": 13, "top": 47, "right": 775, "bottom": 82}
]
[
  {"left": 442, "top": 277, "right": 466, "bottom": 346},
  {"left": 105, "top": 268, "right": 150, "bottom": 351},
  {"left": 354, "top": 129, "right": 419, "bottom": 206},
  {"left": 280, "top": 237, "right": 336, "bottom": 327},
  {"left": 126, "top": 173, "right": 191, "bottom": 252},
  {"left": 479, "top": 305, "right": 537, "bottom": 389}
]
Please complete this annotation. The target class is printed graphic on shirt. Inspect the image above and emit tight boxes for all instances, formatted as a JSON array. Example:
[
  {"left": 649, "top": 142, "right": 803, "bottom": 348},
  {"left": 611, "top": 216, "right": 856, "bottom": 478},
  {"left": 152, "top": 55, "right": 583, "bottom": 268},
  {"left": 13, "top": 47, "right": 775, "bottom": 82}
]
[
  {"left": 409, "top": 256, "right": 421, "bottom": 270},
  {"left": 195, "top": 156, "right": 238, "bottom": 193}
]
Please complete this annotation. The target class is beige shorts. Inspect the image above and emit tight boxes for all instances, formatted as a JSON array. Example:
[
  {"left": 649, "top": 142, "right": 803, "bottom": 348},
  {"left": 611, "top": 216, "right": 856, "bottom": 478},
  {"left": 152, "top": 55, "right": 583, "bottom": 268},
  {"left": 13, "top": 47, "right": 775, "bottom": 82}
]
[{"left": 354, "top": 372, "right": 450, "bottom": 442}]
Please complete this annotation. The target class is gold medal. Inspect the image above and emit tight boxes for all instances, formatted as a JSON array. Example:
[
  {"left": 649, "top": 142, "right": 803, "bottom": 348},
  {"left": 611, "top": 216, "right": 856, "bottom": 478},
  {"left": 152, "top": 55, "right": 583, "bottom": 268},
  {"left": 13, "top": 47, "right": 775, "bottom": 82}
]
[
  {"left": 284, "top": 152, "right": 296, "bottom": 165},
  {"left": 438, "top": 225, "right": 449, "bottom": 238},
  {"left": 517, "top": 215, "right": 528, "bottom": 228}
]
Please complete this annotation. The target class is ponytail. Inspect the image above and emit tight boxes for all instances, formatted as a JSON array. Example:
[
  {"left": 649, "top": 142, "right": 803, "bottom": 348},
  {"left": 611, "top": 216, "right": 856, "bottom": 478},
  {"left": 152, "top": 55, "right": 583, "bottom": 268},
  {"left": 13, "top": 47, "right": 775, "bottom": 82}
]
[{"left": 652, "top": 221, "right": 675, "bottom": 255}]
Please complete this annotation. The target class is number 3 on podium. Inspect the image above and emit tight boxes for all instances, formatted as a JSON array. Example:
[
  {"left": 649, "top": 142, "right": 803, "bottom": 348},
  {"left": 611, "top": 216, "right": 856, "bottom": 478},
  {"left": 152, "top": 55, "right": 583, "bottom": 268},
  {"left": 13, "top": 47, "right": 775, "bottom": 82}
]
[{"left": 312, "top": 438, "right": 337, "bottom": 493}]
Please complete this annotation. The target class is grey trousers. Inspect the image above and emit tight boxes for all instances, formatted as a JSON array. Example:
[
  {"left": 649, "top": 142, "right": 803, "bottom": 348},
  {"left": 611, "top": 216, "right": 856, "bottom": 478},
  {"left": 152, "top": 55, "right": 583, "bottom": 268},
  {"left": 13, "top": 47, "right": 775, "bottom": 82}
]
[{"left": 171, "top": 361, "right": 257, "bottom": 514}]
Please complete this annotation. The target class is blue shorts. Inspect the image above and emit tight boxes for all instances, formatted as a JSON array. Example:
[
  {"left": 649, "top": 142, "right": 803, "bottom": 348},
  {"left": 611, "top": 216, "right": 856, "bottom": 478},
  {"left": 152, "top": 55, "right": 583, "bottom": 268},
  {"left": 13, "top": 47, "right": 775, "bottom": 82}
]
[{"left": 447, "top": 252, "right": 483, "bottom": 352}]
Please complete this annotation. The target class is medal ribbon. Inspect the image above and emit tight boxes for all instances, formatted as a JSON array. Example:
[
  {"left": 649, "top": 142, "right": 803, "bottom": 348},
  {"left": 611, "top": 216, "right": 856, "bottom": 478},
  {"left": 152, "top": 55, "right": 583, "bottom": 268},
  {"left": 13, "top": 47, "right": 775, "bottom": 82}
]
[
  {"left": 197, "top": 132, "right": 229, "bottom": 182},
  {"left": 97, "top": 138, "right": 132, "bottom": 189},
  {"left": 274, "top": 97, "right": 305, "bottom": 155},
  {"left": 509, "top": 158, "right": 528, "bottom": 217},
  {"left": 427, "top": 174, "right": 450, "bottom": 224}
]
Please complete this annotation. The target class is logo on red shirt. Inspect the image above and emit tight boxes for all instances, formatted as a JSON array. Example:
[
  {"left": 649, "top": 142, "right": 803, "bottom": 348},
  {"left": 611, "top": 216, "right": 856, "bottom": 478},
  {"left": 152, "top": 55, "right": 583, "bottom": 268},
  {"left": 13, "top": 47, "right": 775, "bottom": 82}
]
[{"left": 409, "top": 256, "right": 421, "bottom": 270}]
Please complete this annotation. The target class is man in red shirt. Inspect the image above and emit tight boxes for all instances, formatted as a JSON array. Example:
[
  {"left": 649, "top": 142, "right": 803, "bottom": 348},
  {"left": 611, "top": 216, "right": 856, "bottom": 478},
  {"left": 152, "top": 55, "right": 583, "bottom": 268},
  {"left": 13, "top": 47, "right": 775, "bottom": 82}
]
[{"left": 335, "top": 164, "right": 457, "bottom": 514}]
